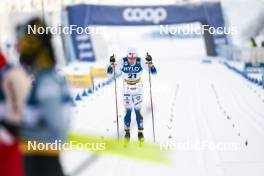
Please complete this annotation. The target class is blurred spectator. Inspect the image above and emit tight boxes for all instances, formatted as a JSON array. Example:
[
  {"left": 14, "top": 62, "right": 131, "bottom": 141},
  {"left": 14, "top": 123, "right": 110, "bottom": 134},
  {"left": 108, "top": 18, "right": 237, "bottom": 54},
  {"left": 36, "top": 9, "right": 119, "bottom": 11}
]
[
  {"left": 261, "top": 41, "right": 264, "bottom": 47},
  {"left": 0, "top": 50, "right": 30, "bottom": 176},
  {"left": 249, "top": 37, "right": 257, "bottom": 48},
  {"left": 262, "top": 41, "right": 264, "bottom": 87},
  {"left": 16, "top": 18, "right": 71, "bottom": 176}
]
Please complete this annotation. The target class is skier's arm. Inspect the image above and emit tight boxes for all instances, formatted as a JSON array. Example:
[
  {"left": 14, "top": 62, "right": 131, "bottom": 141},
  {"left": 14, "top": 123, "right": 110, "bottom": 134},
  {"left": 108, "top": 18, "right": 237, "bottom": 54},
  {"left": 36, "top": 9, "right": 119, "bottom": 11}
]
[
  {"left": 141, "top": 54, "right": 157, "bottom": 74},
  {"left": 107, "top": 64, "right": 114, "bottom": 75},
  {"left": 107, "top": 56, "right": 123, "bottom": 75},
  {"left": 148, "top": 63, "right": 157, "bottom": 74}
]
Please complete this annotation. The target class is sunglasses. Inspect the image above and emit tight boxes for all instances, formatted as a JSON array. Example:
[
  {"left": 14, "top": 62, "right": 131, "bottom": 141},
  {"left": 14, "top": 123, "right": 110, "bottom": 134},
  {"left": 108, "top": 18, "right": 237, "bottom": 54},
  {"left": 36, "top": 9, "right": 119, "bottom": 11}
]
[{"left": 128, "top": 53, "right": 136, "bottom": 58}]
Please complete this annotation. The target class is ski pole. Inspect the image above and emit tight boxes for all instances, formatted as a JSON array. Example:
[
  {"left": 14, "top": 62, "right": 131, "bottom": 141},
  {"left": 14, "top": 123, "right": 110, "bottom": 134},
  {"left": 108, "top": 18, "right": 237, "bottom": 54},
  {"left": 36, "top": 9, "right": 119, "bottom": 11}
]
[
  {"left": 146, "top": 53, "right": 156, "bottom": 143},
  {"left": 111, "top": 54, "right": 120, "bottom": 140}
]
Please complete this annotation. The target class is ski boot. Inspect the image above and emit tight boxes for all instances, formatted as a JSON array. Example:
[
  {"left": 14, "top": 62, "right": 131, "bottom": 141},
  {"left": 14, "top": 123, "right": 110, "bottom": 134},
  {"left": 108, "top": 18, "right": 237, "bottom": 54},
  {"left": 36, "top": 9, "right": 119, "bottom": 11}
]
[
  {"left": 138, "top": 131, "right": 144, "bottom": 147},
  {"left": 123, "top": 130, "right": 130, "bottom": 147}
]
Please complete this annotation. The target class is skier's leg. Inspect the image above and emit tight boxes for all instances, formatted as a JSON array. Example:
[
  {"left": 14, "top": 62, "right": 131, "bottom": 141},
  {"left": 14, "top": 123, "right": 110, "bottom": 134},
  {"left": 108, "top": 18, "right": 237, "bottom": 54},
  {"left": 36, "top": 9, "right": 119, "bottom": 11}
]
[
  {"left": 123, "top": 94, "right": 132, "bottom": 133},
  {"left": 123, "top": 108, "right": 131, "bottom": 147},
  {"left": 134, "top": 108, "right": 143, "bottom": 130},
  {"left": 133, "top": 94, "right": 144, "bottom": 142},
  {"left": 123, "top": 93, "right": 132, "bottom": 146},
  {"left": 124, "top": 108, "right": 132, "bottom": 132},
  {"left": 133, "top": 93, "right": 143, "bottom": 129},
  {"left": 135, "top": 108, "right": 144, "bottom": 141}
]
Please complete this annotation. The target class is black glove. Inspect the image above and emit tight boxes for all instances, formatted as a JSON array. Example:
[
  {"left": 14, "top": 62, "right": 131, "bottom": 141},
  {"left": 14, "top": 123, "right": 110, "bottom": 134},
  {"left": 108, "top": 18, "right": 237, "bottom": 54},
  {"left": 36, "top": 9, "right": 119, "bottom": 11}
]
[
  {"left": 110, "top": 54, "right": 115, "bottom": 64},
  {"left": 146, "top": 53, "right": 152, "bottom": 62}
]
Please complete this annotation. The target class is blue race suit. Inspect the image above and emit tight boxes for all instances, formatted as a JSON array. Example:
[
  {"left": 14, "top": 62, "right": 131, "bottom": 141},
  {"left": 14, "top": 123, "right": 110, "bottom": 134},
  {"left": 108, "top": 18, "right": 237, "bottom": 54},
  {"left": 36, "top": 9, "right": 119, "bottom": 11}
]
[{"left": 107, "top": 57, "right": 156, "bottom": 131}]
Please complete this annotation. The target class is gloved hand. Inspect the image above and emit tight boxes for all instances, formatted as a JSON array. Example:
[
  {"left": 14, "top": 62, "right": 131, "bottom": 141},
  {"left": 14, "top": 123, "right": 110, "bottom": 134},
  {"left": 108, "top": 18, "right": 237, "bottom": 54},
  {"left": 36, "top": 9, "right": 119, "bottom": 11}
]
[
  {"left": 110, "top": 54, "right": 115, "bottom": 64},
  {"left": 146, "top": 53, "right": 152, "bottom": 63}
]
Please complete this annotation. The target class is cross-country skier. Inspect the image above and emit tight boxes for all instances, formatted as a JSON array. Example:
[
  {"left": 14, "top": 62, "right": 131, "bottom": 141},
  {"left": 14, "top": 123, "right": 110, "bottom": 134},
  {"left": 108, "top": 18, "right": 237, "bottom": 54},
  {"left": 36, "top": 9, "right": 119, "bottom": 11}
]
[{"left": 107, "top": 48, "right": 157, "bottom": 144}]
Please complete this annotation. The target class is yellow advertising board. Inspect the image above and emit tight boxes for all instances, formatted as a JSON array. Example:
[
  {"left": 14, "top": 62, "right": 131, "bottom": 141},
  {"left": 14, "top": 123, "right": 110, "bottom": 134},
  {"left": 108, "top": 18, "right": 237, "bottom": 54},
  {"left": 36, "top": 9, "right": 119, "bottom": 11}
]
[
  {"left": 65, "top": 68, "right": 108, "bottom": 88},
  {"left": 91, "top": 68, "right": 108, "bottom": 78},
  {"left": 65, "top": 74, "right": 93, "bottom": 88}
]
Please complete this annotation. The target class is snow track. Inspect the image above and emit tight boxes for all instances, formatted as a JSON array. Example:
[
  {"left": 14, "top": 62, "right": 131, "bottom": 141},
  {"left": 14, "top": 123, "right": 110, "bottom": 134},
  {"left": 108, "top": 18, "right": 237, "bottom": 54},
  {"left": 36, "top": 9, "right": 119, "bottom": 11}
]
[{"left": 62, "top": 59, "right": 264, "bottom": 176}]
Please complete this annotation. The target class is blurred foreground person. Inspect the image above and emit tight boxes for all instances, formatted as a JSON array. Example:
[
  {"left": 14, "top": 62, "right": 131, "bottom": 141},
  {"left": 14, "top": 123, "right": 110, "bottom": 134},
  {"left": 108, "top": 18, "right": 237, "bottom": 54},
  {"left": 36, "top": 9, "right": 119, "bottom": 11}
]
[
  {"left": 248, "top": 37, "right": 257, "bottom": 48},
  {"left": 17, "top": 18, "right": 71, "bottom": 176},
  {"left": 0, "top": 51, "right": 30, "bottom": 176}
]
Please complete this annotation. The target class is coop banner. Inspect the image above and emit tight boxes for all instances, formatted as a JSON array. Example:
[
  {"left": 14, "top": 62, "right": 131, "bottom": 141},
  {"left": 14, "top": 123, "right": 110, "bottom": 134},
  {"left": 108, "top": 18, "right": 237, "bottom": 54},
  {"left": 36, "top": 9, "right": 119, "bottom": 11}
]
[{"left": 66, "top": 2, "right": 227, "bottom": 61}]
